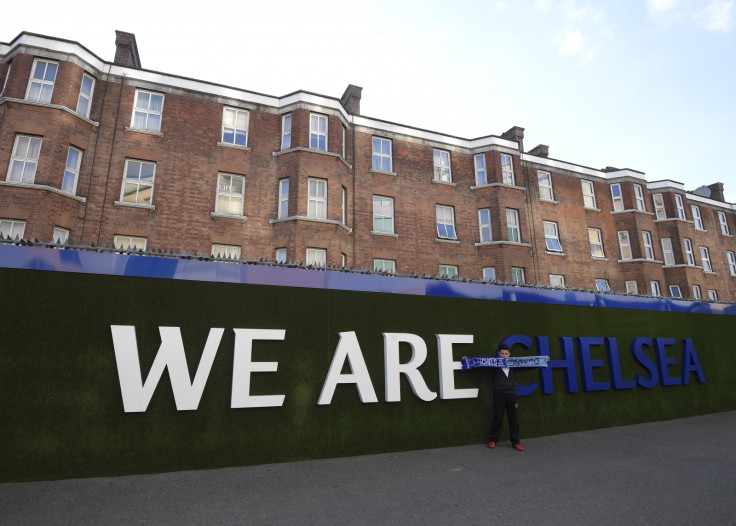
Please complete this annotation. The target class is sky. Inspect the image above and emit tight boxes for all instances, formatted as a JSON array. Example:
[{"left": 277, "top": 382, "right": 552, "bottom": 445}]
[{"left": 3, "top": 0, "right": 735, "bottom": 203}]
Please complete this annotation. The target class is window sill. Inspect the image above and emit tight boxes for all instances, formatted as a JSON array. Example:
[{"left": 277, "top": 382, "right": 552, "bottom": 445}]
[
  {"left": 694, "top": 228, "right": 707, "bottom": 233},
  {"left": 539, "top": 199, "right": 559, "bottom": 205},
  {"left": 721, "top": 233, "right": 734, "bottom": 238},
  {"left": 272, "top": 147, "right": 352, "bottom": 169},
  {"left": 584, "top": 207, "right": 602, "bottom": 212},
  {"left": 610, "top": 209, "right": 655, "bottom": 216},
  {"left": 435, "top": 238, "right": 460, "bottom": 244},
  {"left": 654, "top": 218, "right": 692, "bottom": 224},
  {"left": 114, "top": 201, "right": 155, "bottom": 210},
  {"left": 0, "top": 180, "right": 86, "bottom": 203},
  {"left": 662, "top": 264, "right": 702, "bottom": 269},
  {"left": 217, "top": 142, "right": 251, "bottom": 152},
  {"left": 619, "top": 258, "right": 664, "bottom": 264},
  {"left": 371, "top": 231, "right": 398, "bottom": 237},
  {"left": 471, "top": 183, "right": 525, "bottom": 192},
  {"left": 591, "top": 256, "right": 609, "bottom": 261},
  {"left": 125, "top": 126, "right": 163, "bottom": 137},
  {"left": 211, "top": 212, "right": 247, "bottom": 220},
  {"left": 703, "top": 271, "right": 717, "bottom": 275},
  {"left": 545, "top": 250, "right": 565, "bottom": 256},
  {"left": 370, "top": 169, "right": 397, "bottom": 176},
  {"left": 269, "top": 215, "right": 352, "bottom": 233},
  {"left": 482, "top": 241, "right": 533, "bottom": 248},
  {"left": 432, "top": 179, "right": 456, "bottom": 187},
  {"left": 0, "top": 97, "right": 99, "bottom": 126}
]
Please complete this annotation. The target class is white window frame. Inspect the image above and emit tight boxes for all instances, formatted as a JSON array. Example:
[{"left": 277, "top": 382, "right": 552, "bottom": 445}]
[
  {"left": 281, "top": 114, "right": 292, "bottom": 150},
  {"left": 506, "top": 209, "right": 520, "bottom": 242},
  {"left": 595, "top": 279, "right": 610, "bottom": 292},
  {"left": 474, "top": 154, "right": 487, "bottom": 185},
  {"left": 436, "top": 205, "right": 457, "bottom": 239},
  {"left": 707, "top": 289, "right": 718, "bottom": 301},
  {"left": 308, "top": 178, "right": 327, "bottom": 219},
  {"left": 275, "top": 248, "right": 287, "bottom": 263},
  {"left": 439, "top": 265, "right": 458, "bottom": 279},
  {"left": 538, "top": 171, "right": 553, "bottom": 201},
  {"left": 120, "top": 159, "right": 156, "bottom": 205},
  {"left": 25, "top": 59, "right": 58, "bottom": 103},
  {"left": 634, "top": 184, "right": 646, "bottom": 211},
  {"left": 114, "top": 235, "right": 147, "bottom": 251},
  {"left": 684, "top": 238, "right": 695, "bottom": 266},
  {"left": 221, "top": 107, "right": 249, "bottom": 147},
  {"left": 373, "top": 196, "right": 395, "bottom": 234},
  {"left": 728, "top": 251, "right": 736, "bottom": 276},
  {"left": 653, "top": 193, "right": 666, "bottom": 220},
  {"left": 478, "top": 209, "right": 492, "bottom": 242},
  {"left": 342, "top": 126, "right": 346, "bottom": 159},
  {"left": 511, "top": 267, "right": 525, "bottom": 284},
  {"left": 582, "top": 180, "right": 596, "bottom": 209},
  {"left": 130, "top": 90, "right": 164, "bottom": 133},
  {"left": 549, "top": 274, "right": 565, "bottom": 288},
  {"left": 544, "top": 221, "right": 562, "bottom": 252},
  {"left": 610, "top": 183, "right": 624, "bottom": 211},
  {"left": 483, "top": 267, "right": 496, "bottom": 282},
  {"left": 501, "top": 154, "right": 515, "bottom": 185},
  {"left": 52, "top": 226, "right": 69, "bottom": 245},
  {"left": 211, "top": 244, "right": 241, "bottom": 259},
  {"left": 0, "top": 219, "right": 26, "bottom": 240},
  {"left": 341, "top": 186, "right": 347, "bottom": 224},
  {"left": 374, "top": 259, "right": 396, "bottom": 273},
  {"left": 278, "top": 179, "right": 289, "bottom": 219},
  {"left": 700, "top": 246, "right": 712, "bottom": 272},
  {"left": 433, "top": 149, "right": 452, "bottom": 182},
  {"left": 718, "top": 211, "right": 730, "bottom": 235},
  {"left": 693, "top": 285, "right": 702, "bottom": 299},
  {"left": 642, "top": 231, "right": 654, "bottom": 260},
  {"left": 372, "top": 137, "right": 392, "bottom": 173},
  {"left": 306, "top": 248, "right": 326, "bottom": 267},
  {"left": 588, "top": 228, "right": 604, "bottom": 258},
  {"left": 692, "top": 205, "right": 704, "bottom": 230},
  {"left": 661, "top": 238, "right": 675, "bottom": 266},
  {"left": 76, "top": 73, "right": 95, "bottom": 118},
  {"left": 669, "top": 285, "right": 682, "bottom": 298},
  {"left": 7, "top": 135, "right": 42, "bottom": 184},
  {"left": 618, "top": 231, "right": 632, "bottom": 260},
  {"left": 0, "top": 64, "right": 10, "bottom": 97},
  {"left": 62, "top": 146, "right": 82, "bottom": 195},
  {"left": 625, "top": 280, "right": 639, "bottom": 294},
  {"left": 650, "top": 281, "right": 661, "bottom": 297},
  {"left": 215, "top": 173, "right": 245, "bottom": 216},
  {"left": 310, "top": 114, "right": 328, "bottom": 151},
  {"left": 675, "top": 194, "right": 686, "bottom": 219}
]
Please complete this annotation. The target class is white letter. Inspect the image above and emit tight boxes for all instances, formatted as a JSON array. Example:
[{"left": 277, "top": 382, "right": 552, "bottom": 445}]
[
  {"left": 318, "top": 331, "right": 378, "bottom": 405},
  {"left": 231, "top": 329, "right": 286, "bottom": 408},
  {"left": 384, "top": 333, "right": 437, "bottom": 402},
  {"left": 437, "top": 334, "right": 479, "bottom": 400},
  {"left": 111, "top": 326, "right": 224, "bottom": 412}
]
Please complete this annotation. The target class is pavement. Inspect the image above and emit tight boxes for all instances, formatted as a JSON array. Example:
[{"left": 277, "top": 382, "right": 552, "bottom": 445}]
[{"left": 2, "top": 411, "right": 735, "bottom": 526}]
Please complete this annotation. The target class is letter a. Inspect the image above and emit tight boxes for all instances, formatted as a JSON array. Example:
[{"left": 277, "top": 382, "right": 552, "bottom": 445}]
[{"left": 318, "top": 332, "right": 378, "bottom": 405}]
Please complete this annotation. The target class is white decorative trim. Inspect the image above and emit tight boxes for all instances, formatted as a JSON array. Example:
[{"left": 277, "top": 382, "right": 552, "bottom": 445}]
[
  {"left": 371, "top": 231, "right": 399, "bottom": 237},
  {"left": 125, "top": 127, "right": 164, "bottom": 137},
  {"left": 269, "top": 215, "right": 352, "bottom": 233},
  {"left": 435, "top": 238, "right": 460, "bottom": 244},
  {"left": 217, "top": 142, "right": 251, "bottom": 152},
  {"left": 211, "top": 212, "right": 247, "bottom": 220},
  {"left": 471, "top": 182, "right": 525, "bottom": 192},
  {"left": 370, "top": 169, "right": 397, "bottom": 176},
  {"left": 114, "top": 201, "right": 155, "bottom": 210},
  {"left": 0, "top": 180, "right": 87, "bottom": 202},
  {"left": 610, "top": 209, "right": 655, "bottom": 216},
  {"left": 0, "top": 97, "right": 99, "bottom": 126},
  {"left": 272, "top": 147, "right": 352, "bottom": 169}
]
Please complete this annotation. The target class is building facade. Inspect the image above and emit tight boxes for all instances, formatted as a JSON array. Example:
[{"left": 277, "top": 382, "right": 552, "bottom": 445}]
[{"left": 1, "top": 31, "right": 735, "bottom": 301}]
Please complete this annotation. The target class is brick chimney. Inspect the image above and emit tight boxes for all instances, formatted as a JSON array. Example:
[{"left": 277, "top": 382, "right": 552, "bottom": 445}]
[
  {"left": 601, "top": 166, "right": 620, "bottom": 173},
  {"left": 501, "top": 126, "right": 525, "bottom": 151},
  {"left": 707, "top": 182, "right": 725, "bottom": 202},
  {"left": 114, "top": 30, "right": 141, "bottom": 68},
  {"left": 340, "top": 84, "right": 362, "bottom": 116},
  {"left": 527, "top": 144, "right": 549, "bottom": 157}
]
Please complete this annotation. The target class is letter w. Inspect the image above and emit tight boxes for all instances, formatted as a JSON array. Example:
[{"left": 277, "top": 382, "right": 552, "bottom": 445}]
[{"left": 111, "top": 326, "right": 224, "bottom": 412}]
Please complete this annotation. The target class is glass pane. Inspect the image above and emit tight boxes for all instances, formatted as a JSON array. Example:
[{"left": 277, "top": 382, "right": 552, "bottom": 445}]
[
  {"left": 81, "top": 75, "right": 93, "bottom": 95},
  {"left": 8, "top": 161, "right": 24, "bottom": 182},
  {"left": 122, "top": 183, "right": 138, "bottom": 202},
  {"left": 140, "top": 163, "right": 155, "bottom": 180},
  {"left": 223, "top": 109, "right": 235, "bottom": 127},
  {"left": 28, "top": 83, "right": 41, "bottom": 101},
  {"left": 28, "top": 138, "right": 42, "bottom": 159},
  {"left": 62, "top": 171, "right": 76, "bottom": 192},
  {"left": 223, "top": 129, "right": 234, "bottom": 143},
  {"left": 150, "top": 94, "right": 163, "bottom": 111},
  {"left": 22, "top": 162, "right": 37, "bottom": 183},
  {"left": 14, "top": 136, "right": 29, "bottom": 156},
  {"left": 126, "top": 161, "right": 141, "bottom": 179},
  {"left": 229, "top": 197, "right": 242, "bottom": 215},
  {"left": 32, "top": 62, "right": 46, "bottom": 79},
  {"left": 235, "top": 131, "right": 246, "bottom": 145},
  {"left": 136, "top": 92, "right": 150, "bottom": 109},
  {"left": 147, "top": 114, "right": 161, "bottom": 131},
  {"left": 138, "top": 185, "right": 152, "bottom": 204},
  {"left": 67, "top": 148, "right": 80, "bottom": 169},
  {"left": 133, "top": 112, "right": 147, "bottom": 129},
  {"left": 77, "top": 97, "right": 90, "bottom": 117},
  {"left": 44, "top": 62, "right": 58, "bottom": 81},
  {"left": 235, "top": 111, "right": 248, "bottom": 128},
  {"left": 232, "top": 176, "right": 244, "bottom": 194},
  {"left": 40, "top": 85, "right": 53, "bottom": 103}
]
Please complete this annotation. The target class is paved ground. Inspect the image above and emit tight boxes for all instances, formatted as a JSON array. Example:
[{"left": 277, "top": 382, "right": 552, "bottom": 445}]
[{"left": 2, "top": 411, "right": 735, "bottom": 525}]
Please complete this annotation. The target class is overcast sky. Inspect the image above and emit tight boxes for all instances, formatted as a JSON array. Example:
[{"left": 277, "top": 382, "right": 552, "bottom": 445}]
[{"left": 3, "top": 0, "right": 735, "bottom": 202}]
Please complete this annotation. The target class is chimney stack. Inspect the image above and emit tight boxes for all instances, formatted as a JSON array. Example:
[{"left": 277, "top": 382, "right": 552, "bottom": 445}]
[
  {"left": 114, "top": 30, "right": 141, "bottom": 68},
  {"left": 340, "top": 84, "right": 362, "bottom": 116}
]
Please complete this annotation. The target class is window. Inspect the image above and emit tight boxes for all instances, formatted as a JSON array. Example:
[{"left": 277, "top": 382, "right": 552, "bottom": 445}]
[
  {"left": 310, "top": 114, "right": 327, "bottom": 151},
  {"left": 114, "top": 235, "right": 146, "bottom": 251},
  {"left": 221, "top": 107, "right": 249, "bottom": 146},
  {"left": 275, "top": 248, "right": 287, "bottom": 263},
  {"left": 675, "top": 194, "right": 686, "bottom": 219},
  {"left": 433, "top": 149, "right": 451, "bottom": 182},
  {"left": 506, "top": 209, "right": 520, "bottom": 242},
  {"left": 25, "top": 59, "right": 57, "bottom": 103},
  {"left": 373, "top": 196, "right": 394, "bottom": 234},
  {"left": 278, "top": 179, "right": 289, "bottom": 219},
  {"left": 700, "top": 247, "right": 712, "bottom": 272},
  {"left": 76, "top": 74, "right": 95, "bottom": 118},
  {"left": 626, "top": 281, "right": 639, "bottom": 294},
  {"left": 308, "top": 178, "right": 327, "bottom": 219},
  {"left": 474, "top": 154, "right": 487, "bottom": 185},
  {"left": 618, "top": 231, "right": 632, "bottom": 260},
  {"left": 634, "top": 184, "right": 646, "bottom": 211},
  {"left": 211, "top": 244, "right": 241, "bottom": 259},
  {"left": 342, "top": 126, "right": 346, "bottom": 158},
  {"left": 650, "top": 281, "right": 661, "bottom": 297},
  {"left": 642, "top": 231, "right": 654, "bottom": 260},
  {"left": 281, "top": 114, "right": 292, "bottom": 149},
  {"left": 543, "top": 221, "right": 562, "bottom": 252},
  {"left": 374, "top": 259, "right": 396, "bottom": 273},
  {"left": 610, "top": 183, "right": 624, "bottom": 211},
  {"left": 652, "top": 194, "right": 666, "bottom": 220},
  {"left": 0, "top": 64, "right": 10, "bottom": 97},
  {"left": 661, "top": 238, "right": 675, "bottom": 266},
  {"left": 478, "top": 209, "right": 492, "bottom": 242},
  {"left": 588, "top": 228, "right": 604, "bottom": 258},
  {"left": 708, "top": 289, "right": 718, "bottom": 301},
  {"left": 7, "top": 135, "right": 42, "bottom": 184},
  {"left": 62, "top": 147, "right": 82, "bottom": 194},
  {"left": 341, "top": 253, "right": 346, "bottom": 267},
  {"left": 439, "top": 265, "right": 458, "bottom": 279},
  {"left": 684, "top": 238, "right": 695, "bottom": 265},
  {"left": 306, "top": 248, "right": 326, "bottom": 266},
  {"left": 511, "top": 267, "right": 525, "bottom": 284},
  {"left": 582, "top": 180, "right": 596, "bottom": 208},
  {"left": 693, "top": 285, "right": 702, "bottom": 299},
  {"left": 483, "top": 267, "right": 496, "bottom": 282},
  {"left": 0, "top": 219, "right": 26, "bottom": 240},
  {"left": 52, "top": 227, "right": 69, "bottom": 245},
  {"left": 595, "top": 279, "right": 610, "bottom": 292},
  {"left": 436, "top": 205, "right": 456, "bottom": 239},
  {"left": 728, "top": 251, "right": 736, "bottom": 276},
  {"left": 120, "top": 160, "right": 155, "bottom": 205},
  {"left": 341, "top": 187, "right": 347, "bottom": 224},
  {"left": 215, "top": 173, "right": 244, "bottom": 215},
  {"left": 669, "top": 285, "right": 682, "bottom": 298},
  {"left": 372, "top": 137, "right": 392, "bottom": 172},
  {"left": 718, "top": 211, "right": 730, "bottom": 235},
  {"left": 550, "top": 274, "right": 565, "bottom": 288},
  {"left": 538, "top": 171, "right": 553, "bottom": 201},
  {"left": 131, "top": 90, "right": 164, "bottom": 132},
  {"left": 501, "top": 154, "right": 514, "bottom": 185},
  {"left": 692, "top": 205, "right": 704, "bottom": 230}
]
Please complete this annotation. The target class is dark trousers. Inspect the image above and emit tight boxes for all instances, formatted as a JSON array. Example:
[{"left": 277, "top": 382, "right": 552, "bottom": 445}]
[{"left": 489, "top": 391, "right": 520, "bottom": 445}]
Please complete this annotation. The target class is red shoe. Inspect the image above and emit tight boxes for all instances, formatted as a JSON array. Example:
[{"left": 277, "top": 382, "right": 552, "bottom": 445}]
[
  {"left": 487, "top": 441, "right": 496, "bottom": 449},
  {"left": 513, "top": 444, "right": 524, "bottom": 451}
]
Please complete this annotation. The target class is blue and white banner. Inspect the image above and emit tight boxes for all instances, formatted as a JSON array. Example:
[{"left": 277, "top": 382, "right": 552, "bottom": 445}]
[{"left": 461, "top": 356, "right": 548, "bottom": 370}]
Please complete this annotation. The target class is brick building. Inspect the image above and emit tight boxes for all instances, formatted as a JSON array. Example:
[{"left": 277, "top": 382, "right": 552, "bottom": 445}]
[{"left": 1, "top": 31, "right": 735, "bottom": 300}]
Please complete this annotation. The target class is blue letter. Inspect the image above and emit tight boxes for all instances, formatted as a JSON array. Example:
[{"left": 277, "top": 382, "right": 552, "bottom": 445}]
[
  {"left": 681, "top": 339, "right": 706, "bottom": 384},
  {"left": 655, "top": 338, "right": 681, "bottom": 386},
  {"left": 632, "top": 337, "right": 657, "bottom": 389},
  {"left": 540, "top": 337, "right": 578, "bottom": 394},
  {"left": 606, "top": 338, "right": 635, "bottom": 390},
  {"left": 501, "top": 334, "right": 536, "bottom": 396},
  {"left": 578, "top": 337, "right": 610, "bottom": 392}
]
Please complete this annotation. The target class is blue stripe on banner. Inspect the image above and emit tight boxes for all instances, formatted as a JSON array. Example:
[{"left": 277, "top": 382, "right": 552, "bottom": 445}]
[
  {"left": 1, "top": 244, "right": 734, "bottom": 315},
  {"left": 461, "top": 356, "right": 549, "bottom": 370}
]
